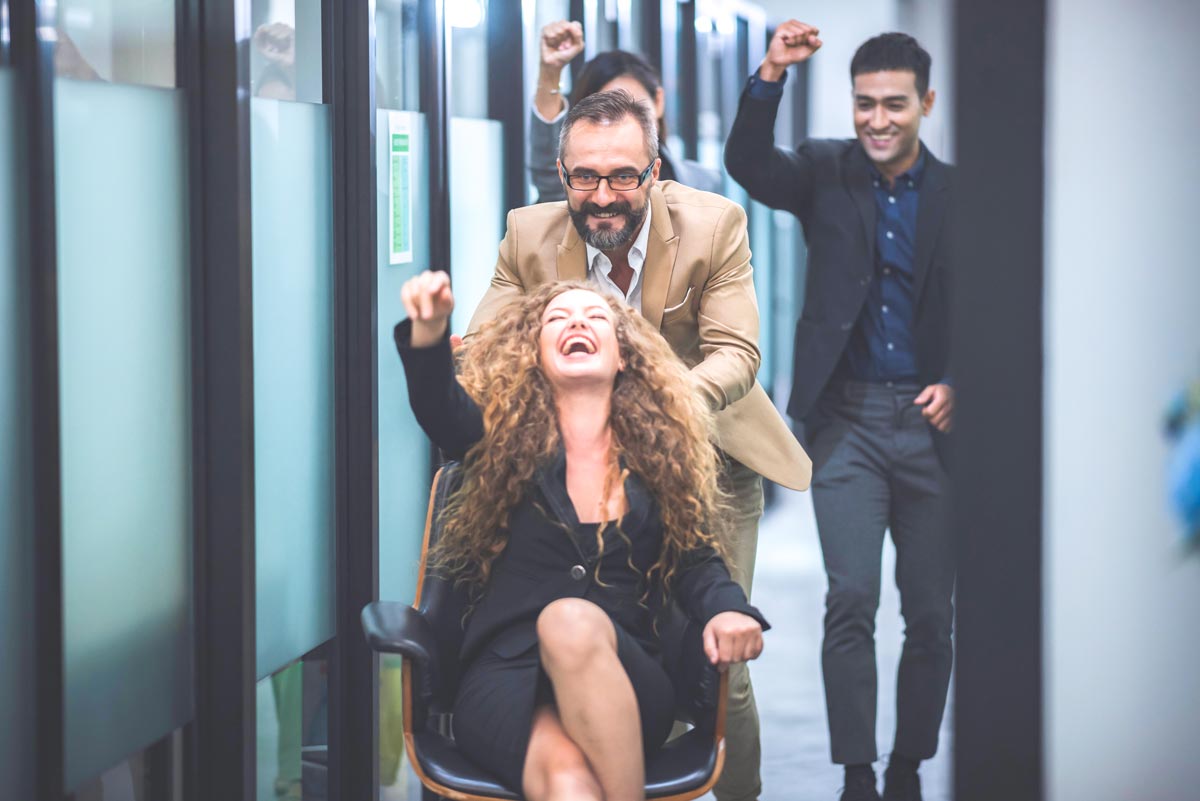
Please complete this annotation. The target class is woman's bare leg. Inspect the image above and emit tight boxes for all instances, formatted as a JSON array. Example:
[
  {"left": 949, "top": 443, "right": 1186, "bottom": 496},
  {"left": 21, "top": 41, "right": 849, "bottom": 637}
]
[
  {"left": 522, "top": 705, "right": 603, "bottom": 801},
  {"left": 537, "top": 598, "right": 645, "bottom": 801}
]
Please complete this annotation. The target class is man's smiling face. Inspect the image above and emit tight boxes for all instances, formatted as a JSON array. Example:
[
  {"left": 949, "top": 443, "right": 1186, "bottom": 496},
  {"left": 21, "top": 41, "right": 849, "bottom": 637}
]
[
  {"left": 558, "top": 116, "right": 659, "bottom": 251},
  {"left": 852, "top": 69, "right": 934, "bottom": 177}
]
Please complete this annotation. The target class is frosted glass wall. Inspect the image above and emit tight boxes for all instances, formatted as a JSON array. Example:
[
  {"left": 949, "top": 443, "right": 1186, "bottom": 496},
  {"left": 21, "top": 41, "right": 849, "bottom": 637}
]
[
  {"left": 251, "top": 98, "right": 336, "bottom": 678},
  {"left": 55, "top": 79, "right": 194, "bottom": 790},
  {"left": 378, "top": 109, "right": 433, "bottom": 604},
  {"left": 0, "top": 68, "right": 34, "bottom": 801},
  {"left": 448, "top": 116, "right": 505, "bottom": 337}
]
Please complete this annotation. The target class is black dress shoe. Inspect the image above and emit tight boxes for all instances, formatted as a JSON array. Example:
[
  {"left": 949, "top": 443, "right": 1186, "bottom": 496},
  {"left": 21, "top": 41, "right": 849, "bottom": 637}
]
[
  {"left": 840, "top": 771, "right": 882, "bottom": 801},
  {"left": 882, "top": 764, "right": 922, "bottom": 801}
]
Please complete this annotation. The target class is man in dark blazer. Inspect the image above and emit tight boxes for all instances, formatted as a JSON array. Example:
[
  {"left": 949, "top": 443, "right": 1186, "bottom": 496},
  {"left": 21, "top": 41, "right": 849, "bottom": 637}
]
[{"left": 725, "top": 23, "right": 955, "bottom": 801}]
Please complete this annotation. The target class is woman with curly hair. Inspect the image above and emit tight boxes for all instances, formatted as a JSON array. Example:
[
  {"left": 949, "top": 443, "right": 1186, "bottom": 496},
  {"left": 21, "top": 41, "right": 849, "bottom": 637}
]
[{"left": 394, "top": 271, "right": 767, "bottom": 801}]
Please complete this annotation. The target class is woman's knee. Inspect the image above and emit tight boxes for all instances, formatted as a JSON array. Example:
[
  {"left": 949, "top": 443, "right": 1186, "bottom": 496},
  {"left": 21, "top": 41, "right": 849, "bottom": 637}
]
[
  {"left": 524, "top": 713, "right": 602, "bottom": 801},
  {"left": 541, "top": 762, "right": 603, "bottom": 801},
  {"left": 537, "top": 598, "right": 615, "bottom": 668}
]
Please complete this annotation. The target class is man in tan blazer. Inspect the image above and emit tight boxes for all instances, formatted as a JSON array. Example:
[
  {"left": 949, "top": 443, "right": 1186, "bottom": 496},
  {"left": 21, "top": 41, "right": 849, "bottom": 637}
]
[{"left": 467, "top": 89, "right": 810, "bottom": 801}]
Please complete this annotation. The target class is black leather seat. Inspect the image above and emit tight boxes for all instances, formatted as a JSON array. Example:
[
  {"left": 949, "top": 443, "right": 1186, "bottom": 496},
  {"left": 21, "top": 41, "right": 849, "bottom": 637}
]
[{"left": 361, "top": 464, "right": 729, "bottom": 800}]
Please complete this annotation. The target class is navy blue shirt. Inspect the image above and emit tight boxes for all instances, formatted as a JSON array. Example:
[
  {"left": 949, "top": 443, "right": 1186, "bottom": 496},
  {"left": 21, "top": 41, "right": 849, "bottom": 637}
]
[{"left": 842, "top": 153, "right": 925, "bottom": 382}]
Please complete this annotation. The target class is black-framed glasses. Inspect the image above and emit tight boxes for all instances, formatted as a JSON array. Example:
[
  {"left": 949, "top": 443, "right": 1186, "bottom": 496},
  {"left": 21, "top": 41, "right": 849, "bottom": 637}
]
[{"left": 561, "top": 162, "right": 654, "bottom": 192}]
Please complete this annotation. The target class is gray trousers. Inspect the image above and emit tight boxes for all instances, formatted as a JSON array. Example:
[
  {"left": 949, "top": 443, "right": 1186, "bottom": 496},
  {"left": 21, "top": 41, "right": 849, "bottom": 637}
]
[{"left": 807, "top": 380, "right": 955, "bottom": 766}]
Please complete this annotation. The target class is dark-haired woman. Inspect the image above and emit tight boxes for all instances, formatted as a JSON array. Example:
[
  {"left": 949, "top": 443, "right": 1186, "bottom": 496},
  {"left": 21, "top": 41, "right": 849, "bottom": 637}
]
[{"left": 531, "top": 20, "right": 721, "bottom": 203}]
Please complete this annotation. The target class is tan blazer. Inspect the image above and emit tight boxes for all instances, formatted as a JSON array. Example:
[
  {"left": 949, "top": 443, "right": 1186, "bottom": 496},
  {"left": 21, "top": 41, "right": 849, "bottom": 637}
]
[{"left": 467, "top": 181, "right": 811, "bottom": 491}]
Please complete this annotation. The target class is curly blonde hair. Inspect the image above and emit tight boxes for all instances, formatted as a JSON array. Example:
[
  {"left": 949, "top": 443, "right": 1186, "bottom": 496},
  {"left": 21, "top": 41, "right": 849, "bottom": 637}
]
[{"left": 431, "top": 281, "right": 729, "bottom": 602}]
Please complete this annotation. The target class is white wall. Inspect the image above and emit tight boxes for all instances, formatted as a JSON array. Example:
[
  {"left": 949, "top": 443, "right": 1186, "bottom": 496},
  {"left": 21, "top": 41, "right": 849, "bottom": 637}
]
[{"left": 1044, "top": 2, "right": 1200, "bottom": 799}]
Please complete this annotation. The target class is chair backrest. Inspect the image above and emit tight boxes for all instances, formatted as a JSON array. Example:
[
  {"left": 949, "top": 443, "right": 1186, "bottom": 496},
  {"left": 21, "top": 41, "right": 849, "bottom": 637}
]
[{"left": 410, "top": 463, "right": 470, "bottom": 718}]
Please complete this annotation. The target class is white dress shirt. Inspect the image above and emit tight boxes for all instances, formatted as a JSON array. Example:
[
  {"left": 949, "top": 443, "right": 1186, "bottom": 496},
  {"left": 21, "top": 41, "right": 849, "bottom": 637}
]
[{"left": 584, "top": 202, "right": 652, "bottom": 314}]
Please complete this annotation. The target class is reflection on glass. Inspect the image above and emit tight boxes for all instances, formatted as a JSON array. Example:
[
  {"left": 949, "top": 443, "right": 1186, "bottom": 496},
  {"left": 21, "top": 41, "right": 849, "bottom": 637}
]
[
  {"left": 251, "top": 98, "right": 335, "bottom": 679},
  {"left": 377, "top": 0, "right": 420, "bottom": 111},
  {"left": 250, "top": 0, "right": 323, "bottom": 103},
  {"left": 55, "top": 78, "right": 194, "bottom": 791},
  {"left": 256, "top": 651, "right": 329, "bottom": 801},
  {"left": 55, "top": 0, "right": 175, "bottom": 86},
  {"left": 0, "top": 66, "right": 33, "bottom": 801}
]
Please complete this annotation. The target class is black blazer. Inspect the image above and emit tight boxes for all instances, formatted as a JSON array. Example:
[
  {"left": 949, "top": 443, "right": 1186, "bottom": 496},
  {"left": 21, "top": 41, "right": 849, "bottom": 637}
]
[
  {"left": 393, "top": 321, "right": 767, "bottom": 667},
  {"left": 725, "top": 85, "right": 955, "bottom": 431}
]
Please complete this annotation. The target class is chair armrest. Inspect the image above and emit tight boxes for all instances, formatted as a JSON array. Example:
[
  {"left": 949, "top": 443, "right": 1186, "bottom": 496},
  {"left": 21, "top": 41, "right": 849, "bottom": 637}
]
[{"left": 361, "top": 601, "right": 439, "bottom": 672}]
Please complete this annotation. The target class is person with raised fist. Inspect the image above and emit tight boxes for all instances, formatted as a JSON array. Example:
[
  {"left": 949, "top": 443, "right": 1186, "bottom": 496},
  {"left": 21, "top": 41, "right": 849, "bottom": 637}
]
[
  {"left": 725, "top": 24, "right": 958, "bottom": 801},
  {"left": 529, "top": 19, "right": 720, "bottom": 203}
]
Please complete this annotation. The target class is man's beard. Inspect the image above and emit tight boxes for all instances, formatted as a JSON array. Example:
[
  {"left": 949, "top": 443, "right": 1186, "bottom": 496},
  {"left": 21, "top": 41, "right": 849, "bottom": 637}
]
[{"left": 568, "top": 198, "right": 648, "bottom": 251}]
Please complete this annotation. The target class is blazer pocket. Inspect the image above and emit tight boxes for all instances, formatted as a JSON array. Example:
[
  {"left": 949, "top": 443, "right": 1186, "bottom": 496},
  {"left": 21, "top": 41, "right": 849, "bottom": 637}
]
[{"left": 661, "top": 286, "right": 695, "bottom": 321}]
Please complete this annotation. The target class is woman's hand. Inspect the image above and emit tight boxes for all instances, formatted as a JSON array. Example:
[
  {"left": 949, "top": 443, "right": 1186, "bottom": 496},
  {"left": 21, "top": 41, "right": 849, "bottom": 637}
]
[
  {"left": 401, "top": 270, "right": 455, "bottom": 347},
  {"left": 702, "top": 611, "right": 764, "bottom": 671}
]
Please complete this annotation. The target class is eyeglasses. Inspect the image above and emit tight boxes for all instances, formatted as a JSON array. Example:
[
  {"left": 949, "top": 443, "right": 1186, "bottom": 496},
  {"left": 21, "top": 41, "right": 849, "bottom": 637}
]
[{"left": 560, "top": 162, "right": 655, "bottom": 192}]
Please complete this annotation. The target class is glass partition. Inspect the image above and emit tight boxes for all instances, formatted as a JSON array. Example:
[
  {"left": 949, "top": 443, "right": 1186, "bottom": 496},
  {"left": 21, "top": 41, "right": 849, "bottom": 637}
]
[
  {"left": 56, "top": 0, "right": 175, "bottom": 86},
  {"left": 250, "top": 0, "right": 323, "bottom": 103},
  {"left": 251, "top": 97, "right": 336, "bottom": 679},
  {"left": 377, "top": 102, "right": 433, "bottom": 797},
  {"left": 449, "top": 117, "right": 505, "bottom": 336},
  {"left": 55, "top": 78, "right": 194, "bottom": 791},
  {"left": 448, "top": 0, "right": 488, "bottom": 118},
  {"left": 0, "top": 65, "right": 34, "bottom": 801},
  {"left": 377, "top": 109, "right": 433, "bottom": 605},
  {"left": 378, "top": 0, "right": 420, "bottom": 112}
]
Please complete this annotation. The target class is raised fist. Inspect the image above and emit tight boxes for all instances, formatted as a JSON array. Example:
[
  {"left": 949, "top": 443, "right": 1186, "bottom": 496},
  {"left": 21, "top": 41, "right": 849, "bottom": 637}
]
[
  {"left": 760, "top": 20, "right": 822, "bottom": 81},
  {"left": 540, "top": 20, "right": 585, "bottom": 73}
]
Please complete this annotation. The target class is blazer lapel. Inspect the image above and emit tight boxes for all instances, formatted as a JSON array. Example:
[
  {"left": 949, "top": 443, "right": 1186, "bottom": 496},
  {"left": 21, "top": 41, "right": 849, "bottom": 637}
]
[
  {"left": 640, "top": 184, "right": 679, "bottom": 330},
  {"left": 845, "top": 145, "right": 877, "bottom": 271},
  {"left": 913, "top": 151, "right": 950, "bottom": 304},
  {"left": 556, "top": 216, "right": 588, "bottom": 281}
]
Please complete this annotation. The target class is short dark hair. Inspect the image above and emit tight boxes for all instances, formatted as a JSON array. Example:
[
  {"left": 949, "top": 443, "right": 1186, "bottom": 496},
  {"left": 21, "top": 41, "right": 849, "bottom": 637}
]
[
  {"left": 850, "top": 32, "right": 932, "bottom": 98},
  {"left": 569, "top": 50, "right": 669, "bottom": 141},
  {"left": 558, "top": 89, "right": 659, "bottom": 164}
]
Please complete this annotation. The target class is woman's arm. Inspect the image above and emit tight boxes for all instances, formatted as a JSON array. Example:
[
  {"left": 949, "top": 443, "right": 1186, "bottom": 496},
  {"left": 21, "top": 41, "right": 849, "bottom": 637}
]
[
  {"left": 394, "top": 271, "right": 484, "bottom": 458},
  {"left": 672, "top": 547, "right": 768, "bottom": 669}
]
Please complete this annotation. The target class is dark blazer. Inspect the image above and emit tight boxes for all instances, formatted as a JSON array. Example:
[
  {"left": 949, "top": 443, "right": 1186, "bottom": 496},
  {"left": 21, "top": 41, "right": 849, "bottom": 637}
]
[
  {"left": 724, "top": 86, "right": 955, "bottom": 433},
  {"left": 393, "top": 320, "right": 767, "bottom": 667}
]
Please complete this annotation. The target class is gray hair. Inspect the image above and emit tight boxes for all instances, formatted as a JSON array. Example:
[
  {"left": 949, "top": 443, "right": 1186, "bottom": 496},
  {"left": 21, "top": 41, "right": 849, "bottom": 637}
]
[{"left": 557, "top": 89, "right": 660, "bottom": 165}]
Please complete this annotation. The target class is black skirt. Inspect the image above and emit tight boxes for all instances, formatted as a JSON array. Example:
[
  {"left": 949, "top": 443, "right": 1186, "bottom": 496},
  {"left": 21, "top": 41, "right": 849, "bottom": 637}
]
[{"left": 451, "top": 619, "right": 676, "bottom": 792}]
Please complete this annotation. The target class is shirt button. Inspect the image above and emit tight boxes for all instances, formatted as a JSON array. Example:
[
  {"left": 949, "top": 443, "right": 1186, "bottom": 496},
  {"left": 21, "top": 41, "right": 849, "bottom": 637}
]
[
  {"left": 570, "top": 564, "right": 587, "bottom": 581},
  {"left": 886, "top": 231, "right": 895, "bottom": 240},
  {"left": 882, "top": 305, "right": 889, "bottom": 313},
  {"left": 873, "top": 180, "right": 880, "bottom": 188},
  {"left": 888, "top": 196, "right": 896, "bottom": 204},
  {"left": 908, "top": 180, "right": 915, "bottom": 188},
  {"left": 859, "top": 277, "right": 869, "bottom": 287},
  {"left": 887, "top": 342, "right": 895, "bottom": 351},
  {"left": 883, "top": 268, "right": 892, "bottom": 275}
]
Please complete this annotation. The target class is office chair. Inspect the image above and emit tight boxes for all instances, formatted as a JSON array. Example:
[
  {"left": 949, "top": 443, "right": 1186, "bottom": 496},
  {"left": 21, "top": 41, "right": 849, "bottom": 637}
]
[{"left": 362, "top": 464, "right": 730, "bottom": 801}]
